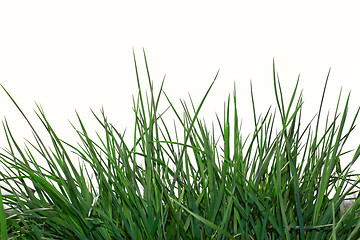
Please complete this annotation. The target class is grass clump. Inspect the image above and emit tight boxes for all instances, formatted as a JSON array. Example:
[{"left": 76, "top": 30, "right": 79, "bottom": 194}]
[{"left": 1, "top": 51, "right": 360, "bottom": 239}]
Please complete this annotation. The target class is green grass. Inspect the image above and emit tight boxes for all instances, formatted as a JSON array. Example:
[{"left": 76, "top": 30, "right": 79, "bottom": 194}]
[{"left": 1, "top": 50, "right": 360, "bottom": 239}]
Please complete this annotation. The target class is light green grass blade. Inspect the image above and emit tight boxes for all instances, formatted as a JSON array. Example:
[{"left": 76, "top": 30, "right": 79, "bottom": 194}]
[{"left": 170, "top": 197, "right": 236, "bottom": 240}]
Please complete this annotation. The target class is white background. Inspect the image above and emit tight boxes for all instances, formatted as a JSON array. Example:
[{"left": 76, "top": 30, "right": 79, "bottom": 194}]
[{"left": 1, "top": 1, "right": 360, "bottom": 172}]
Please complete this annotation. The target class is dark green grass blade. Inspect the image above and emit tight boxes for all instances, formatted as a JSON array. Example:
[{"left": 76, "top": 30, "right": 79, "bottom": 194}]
[{"left": 0, "top": 188, "right": 8, "bottom": 240}]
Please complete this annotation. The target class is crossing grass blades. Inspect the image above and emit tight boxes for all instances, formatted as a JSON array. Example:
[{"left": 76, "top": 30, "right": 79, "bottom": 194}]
[{"left": 1, "top": 51, "right": 360, "bottom": 239}]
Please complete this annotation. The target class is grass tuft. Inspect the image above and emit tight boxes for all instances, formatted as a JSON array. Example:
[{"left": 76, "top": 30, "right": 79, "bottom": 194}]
[{"left": 1, "top": 52, "right": 360, "bottom": 239}]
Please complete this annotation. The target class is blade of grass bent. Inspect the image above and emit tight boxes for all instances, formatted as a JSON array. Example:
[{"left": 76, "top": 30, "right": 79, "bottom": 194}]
[{"left": 170, "top": 197, "right": 236, "bottom": 240}]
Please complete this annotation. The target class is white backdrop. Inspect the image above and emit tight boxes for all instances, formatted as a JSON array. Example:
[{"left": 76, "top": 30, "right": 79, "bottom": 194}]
[{"left": 1, "top": 1, "right": 360, "bottom": 172}]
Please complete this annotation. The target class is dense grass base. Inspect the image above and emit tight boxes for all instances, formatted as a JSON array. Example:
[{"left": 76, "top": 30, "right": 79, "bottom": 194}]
[{"left": 1, "top": 51, "right": 360, "bottom": 239}]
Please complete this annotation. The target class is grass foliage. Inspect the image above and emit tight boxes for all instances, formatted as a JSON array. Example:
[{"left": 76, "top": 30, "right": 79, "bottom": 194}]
[{"left": 1, "top": 51, "right": 360, "bottom": 239}]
